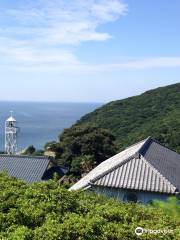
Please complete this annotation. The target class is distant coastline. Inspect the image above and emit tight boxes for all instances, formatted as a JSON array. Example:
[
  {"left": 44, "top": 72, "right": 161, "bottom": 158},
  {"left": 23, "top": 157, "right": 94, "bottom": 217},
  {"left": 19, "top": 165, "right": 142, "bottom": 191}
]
[{"left": 0, "top": 101, "right": 101, "bottom": 151}]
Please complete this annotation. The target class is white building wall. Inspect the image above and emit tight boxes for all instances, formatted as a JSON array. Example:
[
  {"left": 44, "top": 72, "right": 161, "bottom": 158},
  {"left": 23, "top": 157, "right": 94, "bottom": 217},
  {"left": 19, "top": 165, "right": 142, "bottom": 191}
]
[{"left": 92, "top": 186, "right": 171, "bottom": 204}]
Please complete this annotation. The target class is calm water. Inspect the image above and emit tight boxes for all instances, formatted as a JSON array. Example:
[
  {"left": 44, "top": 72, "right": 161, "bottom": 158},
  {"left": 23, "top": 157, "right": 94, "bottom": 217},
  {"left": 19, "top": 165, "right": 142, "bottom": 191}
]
[{"left": 0, "top": 102, "right": 101, "bottom": 151}]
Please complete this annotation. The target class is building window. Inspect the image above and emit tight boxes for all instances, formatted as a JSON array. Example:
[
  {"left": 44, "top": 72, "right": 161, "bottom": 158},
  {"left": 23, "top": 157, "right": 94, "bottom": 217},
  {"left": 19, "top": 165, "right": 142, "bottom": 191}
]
[{"left": 123, "top": 192, "right": 138, "bottom": 203}]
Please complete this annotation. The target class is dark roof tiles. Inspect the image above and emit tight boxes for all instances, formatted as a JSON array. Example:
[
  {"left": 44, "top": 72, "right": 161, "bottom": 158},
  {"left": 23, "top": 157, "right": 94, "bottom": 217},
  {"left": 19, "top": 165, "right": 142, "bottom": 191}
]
[
  {"left": 0, "top": 155, "right": 50, "bottom": 183},
  {"left": 142, "top": 140, "right": 180, "bottom": 192}
]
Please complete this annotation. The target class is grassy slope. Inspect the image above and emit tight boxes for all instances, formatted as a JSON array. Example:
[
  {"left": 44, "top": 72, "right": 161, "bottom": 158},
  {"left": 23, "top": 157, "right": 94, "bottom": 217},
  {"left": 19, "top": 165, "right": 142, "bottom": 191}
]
[{"left": 75, "top": 83, "right": 180, "bottom": 152}]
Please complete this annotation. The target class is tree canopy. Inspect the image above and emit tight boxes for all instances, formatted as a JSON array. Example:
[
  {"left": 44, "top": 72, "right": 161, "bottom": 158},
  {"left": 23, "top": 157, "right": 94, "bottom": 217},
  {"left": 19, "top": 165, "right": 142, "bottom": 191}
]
[
  {"left": 23, "top": 145, "right": 44, "bottom": 156},
  {"left": 73, "top": 83, "right": 180, "bottom": 153},
  {"left": 45, "top": 125, "right": 117, "bottom": 176},
  {"left": 23, "top": 145, "right": 36, "bottom": 155}
]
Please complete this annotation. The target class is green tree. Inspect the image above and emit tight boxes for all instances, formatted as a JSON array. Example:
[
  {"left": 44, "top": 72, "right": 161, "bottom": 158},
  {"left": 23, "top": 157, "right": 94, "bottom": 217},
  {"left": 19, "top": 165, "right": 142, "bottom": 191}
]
[
  {"left": 24, "top": 145, "right": 36, "bottom": 155},
  {"left": 57, "top": 125, "right": 117, "bottom": 174},
  {"left": 44, "top": 141, "right": 62, "bottom": 152},
  {"left": 32, "top": 149, "right": 44, "bottom": 156},
  {"left": 71, "top": 155, "right": 94, "bottom": 176}
]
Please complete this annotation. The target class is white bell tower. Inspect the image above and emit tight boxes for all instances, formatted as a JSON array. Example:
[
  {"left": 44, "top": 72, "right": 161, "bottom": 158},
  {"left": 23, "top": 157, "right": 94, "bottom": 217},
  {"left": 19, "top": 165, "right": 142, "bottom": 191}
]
[{"left": 5, "top": 111, "right": 19, "bottom": 155}]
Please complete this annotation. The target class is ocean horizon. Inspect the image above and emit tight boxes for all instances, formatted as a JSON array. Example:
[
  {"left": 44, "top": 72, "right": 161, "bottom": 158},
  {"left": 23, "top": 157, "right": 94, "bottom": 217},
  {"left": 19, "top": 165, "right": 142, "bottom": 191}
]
[{"left": 0, "top": 101, "right": 101, "bottom": 151}]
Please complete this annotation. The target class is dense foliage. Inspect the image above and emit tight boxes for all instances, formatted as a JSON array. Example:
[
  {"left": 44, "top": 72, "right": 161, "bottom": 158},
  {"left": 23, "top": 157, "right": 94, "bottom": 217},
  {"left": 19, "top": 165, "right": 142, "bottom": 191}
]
[
  {"left": 73, "top": 83, "right": 180, "bottom": 152},
  {"left": 45, "top": 126, "right": 117, "bottom": 176},
  {"left": 23, "top": 145, "right": 44, "bottom": 156},
  {"left": 153, "top": 197, "right": 180, "bottom": 221},
  {"left": 0, "top": 172, "right": 179, "bottom": 240},
  {"left": 23, "top": 145, "right": 36, "bottom": 155}
]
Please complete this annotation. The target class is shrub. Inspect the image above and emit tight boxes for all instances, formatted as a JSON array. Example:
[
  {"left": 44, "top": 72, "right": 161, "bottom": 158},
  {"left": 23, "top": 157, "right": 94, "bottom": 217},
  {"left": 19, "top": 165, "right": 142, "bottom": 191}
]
[{"left": 0, "top": 172, "right": 179, "bottom": 239}]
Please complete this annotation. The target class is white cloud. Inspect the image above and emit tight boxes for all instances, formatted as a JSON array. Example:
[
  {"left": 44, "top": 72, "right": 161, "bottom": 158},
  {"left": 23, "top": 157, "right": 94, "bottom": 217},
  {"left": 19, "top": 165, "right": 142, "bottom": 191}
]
[
  {"left": 93, "top": 57, "right": 180, "bottom": 71},
  {"left": 71, "top": 57, "right": 180, "bottom": 74},
  {"left": 91, "top": 0, "right": 127, "bottom": 21},
  {"left": 0, "top": 0, "right": 127, "bottom": 70},
  {"left": 0, "top": 0, "right": 127, "bottom": 45},
  {"left": 1, "top": 1, "right": 180, "bottom": 74}
]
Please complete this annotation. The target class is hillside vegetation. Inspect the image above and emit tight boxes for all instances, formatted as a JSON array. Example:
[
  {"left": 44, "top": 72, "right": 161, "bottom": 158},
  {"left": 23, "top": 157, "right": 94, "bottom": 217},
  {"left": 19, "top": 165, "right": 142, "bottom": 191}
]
[
  {"left": 45, "top": 126, "right": 117, "bottom": 176},
  {"left": 74, "top": 83, "right": 180, "bottom": 153},
  {"left": 0, "top": 172, "right": 179, "bottom": 240},
  {"left": 44, "top": 83, "right": 180, "bottom": 177}
]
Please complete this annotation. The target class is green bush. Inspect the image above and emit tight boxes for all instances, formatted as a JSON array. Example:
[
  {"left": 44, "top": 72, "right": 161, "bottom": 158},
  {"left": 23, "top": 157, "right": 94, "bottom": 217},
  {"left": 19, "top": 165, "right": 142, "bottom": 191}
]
[
  {"left": 0, "top": 172, "right": 179, "bottom": 239},
  {"left": 153, "top": 197, "right": 180, "bottom": 220}
]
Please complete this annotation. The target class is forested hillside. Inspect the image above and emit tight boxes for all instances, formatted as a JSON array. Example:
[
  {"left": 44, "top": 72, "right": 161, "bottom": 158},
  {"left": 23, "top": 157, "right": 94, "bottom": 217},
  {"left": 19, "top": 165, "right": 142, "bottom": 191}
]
[{"left": 74, "top": 83, "right": 180, "bottom": 153}]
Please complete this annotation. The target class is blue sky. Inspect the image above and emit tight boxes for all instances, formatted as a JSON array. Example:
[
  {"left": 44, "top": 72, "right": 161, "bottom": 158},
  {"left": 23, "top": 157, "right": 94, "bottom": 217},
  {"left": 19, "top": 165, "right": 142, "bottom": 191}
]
[{"left": 0, "top": 0, "right": 180, "bottom": 102}]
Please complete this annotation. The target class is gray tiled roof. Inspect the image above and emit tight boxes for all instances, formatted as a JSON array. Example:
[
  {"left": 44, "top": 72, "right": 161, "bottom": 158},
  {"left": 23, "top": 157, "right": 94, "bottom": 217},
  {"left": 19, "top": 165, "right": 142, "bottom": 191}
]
[
  {"left": 70, "top": 137, "right": 180, "bottom": 194},
  {"left": 141, "top": 140, "right": 180, "bottom": 193},
  {"left": 94, "top": 156, "right": 176, "bottom": 194},
  {"left": 70, "top": 138, "right": 146, "bottom": 190},
  {"left": 0, "top": 155, "right": 50, "bottom": 183}
]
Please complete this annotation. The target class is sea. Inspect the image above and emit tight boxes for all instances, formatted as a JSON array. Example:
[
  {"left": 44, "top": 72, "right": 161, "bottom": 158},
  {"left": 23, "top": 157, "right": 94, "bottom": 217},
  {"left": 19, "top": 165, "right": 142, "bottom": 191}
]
[{"left": 0, "top": 102, "right": 101, "bottom": 151}]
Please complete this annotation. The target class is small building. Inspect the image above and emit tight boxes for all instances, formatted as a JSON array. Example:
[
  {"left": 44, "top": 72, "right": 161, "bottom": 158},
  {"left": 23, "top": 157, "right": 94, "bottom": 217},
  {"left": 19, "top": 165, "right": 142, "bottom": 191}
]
[
  {"left": 0, "top": 154, "right": 66, "bottom": 183},
  {"left": 70, "top": 137, "right": 180, "bottom": 203}
]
